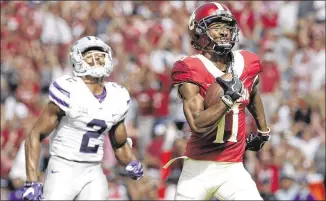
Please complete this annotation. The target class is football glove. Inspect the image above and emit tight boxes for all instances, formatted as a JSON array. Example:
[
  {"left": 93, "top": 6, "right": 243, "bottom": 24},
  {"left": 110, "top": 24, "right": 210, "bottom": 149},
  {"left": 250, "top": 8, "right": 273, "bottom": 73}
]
[
  {"left": 22, "top": 182, "right": 43, "bottom": 201},
  {"left": 246, "top": 127, "right": 271, "bottom": 152},
  {"left": 126, "top": 160, "right": 144, "bottom": 180},
  {"left": 216, "top": 75, "right": 243, "bottom": 108}
]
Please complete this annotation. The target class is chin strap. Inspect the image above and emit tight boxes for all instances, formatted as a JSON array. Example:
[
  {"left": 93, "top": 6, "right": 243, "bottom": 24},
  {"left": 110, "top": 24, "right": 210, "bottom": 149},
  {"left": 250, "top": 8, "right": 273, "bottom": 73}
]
[{"left": 82, "top": 76, "right": 104, "bottom": 84}]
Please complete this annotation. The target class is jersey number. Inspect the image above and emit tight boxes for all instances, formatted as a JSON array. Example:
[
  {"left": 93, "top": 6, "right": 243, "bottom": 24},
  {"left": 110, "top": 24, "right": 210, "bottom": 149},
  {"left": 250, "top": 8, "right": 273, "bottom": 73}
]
[
  {"left": 80, "top": 119, "right": 107, "bottom": 153},
  {"left": 213, "top": 103, "right": 240, "bottom": 143}
]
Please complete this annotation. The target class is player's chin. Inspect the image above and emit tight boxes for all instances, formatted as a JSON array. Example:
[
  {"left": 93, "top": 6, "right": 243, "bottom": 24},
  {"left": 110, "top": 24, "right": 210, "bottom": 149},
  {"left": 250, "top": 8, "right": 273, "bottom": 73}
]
[{"left": 91, "top": 64, "right": 105, "bottom": 68}]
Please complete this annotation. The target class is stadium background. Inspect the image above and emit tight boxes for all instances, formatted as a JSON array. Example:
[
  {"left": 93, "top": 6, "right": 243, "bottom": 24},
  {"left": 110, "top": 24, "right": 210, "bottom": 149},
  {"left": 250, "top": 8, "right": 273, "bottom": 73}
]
[{"left": 1, "top": 1, "right": 325, "bottom": 200}]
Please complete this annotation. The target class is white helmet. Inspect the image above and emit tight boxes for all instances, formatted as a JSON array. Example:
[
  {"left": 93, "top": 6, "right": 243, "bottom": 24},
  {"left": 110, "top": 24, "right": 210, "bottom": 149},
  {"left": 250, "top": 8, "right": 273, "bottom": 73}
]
[{"left": 70, "top": 36, "right": 113, "bottom": 78}]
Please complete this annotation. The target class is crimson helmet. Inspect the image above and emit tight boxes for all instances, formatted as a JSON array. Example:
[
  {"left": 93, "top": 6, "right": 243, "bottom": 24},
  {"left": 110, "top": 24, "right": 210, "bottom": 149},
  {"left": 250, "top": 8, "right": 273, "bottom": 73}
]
[{"left": 188, "top": 2, "right": 239, "bottom": 55}]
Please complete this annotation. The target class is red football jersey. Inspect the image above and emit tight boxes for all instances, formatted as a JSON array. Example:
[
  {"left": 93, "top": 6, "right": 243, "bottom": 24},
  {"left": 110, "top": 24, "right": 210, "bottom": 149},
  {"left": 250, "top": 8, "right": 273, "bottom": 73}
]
[{"left": 171, "top": 50, "right": 263, "bottom": 162}]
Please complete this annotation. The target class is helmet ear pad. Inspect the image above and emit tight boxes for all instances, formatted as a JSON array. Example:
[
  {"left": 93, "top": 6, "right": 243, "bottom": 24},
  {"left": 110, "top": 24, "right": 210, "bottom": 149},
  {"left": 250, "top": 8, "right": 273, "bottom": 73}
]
[{"left": 189, "top": 22, "right": 211, "bottom": 50}]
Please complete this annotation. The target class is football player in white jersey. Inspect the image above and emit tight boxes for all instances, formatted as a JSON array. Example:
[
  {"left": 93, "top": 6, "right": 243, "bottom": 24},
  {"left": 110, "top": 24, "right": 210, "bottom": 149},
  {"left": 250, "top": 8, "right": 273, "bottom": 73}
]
[{"left": 22, "top": 36, "right": 144, "bottom": 200}]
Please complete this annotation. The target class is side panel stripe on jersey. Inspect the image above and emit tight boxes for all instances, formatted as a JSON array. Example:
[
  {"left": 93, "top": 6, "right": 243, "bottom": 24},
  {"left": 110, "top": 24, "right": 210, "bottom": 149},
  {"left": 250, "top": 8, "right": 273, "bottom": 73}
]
[
  {"left": 49, "top": 91, "right": 69, "bottom": 108},
  {"left": 49, "top": 84, "right": 70, "bottom": 110},
  {"left": 53, "top": 81, "right": 70, "bottom": 98}
]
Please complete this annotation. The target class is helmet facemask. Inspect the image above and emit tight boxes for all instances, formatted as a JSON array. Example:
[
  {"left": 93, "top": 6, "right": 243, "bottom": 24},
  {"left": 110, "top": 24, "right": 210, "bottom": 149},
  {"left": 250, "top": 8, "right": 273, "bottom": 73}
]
[
  {"left": 71, "top": 47, "right": 113, "bottom": 78},
  {"left": 192, "top": 13, "right": 239, "bottom": 55},
  {"left": 70, "top": 36, "right": 114, "bottom": 78}
]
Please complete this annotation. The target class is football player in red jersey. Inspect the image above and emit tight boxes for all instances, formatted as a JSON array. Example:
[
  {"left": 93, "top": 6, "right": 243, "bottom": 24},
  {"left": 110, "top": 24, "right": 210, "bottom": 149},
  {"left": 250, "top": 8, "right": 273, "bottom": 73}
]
[{"left": 164, "top": 2, "right": 271, "bottom": 200}]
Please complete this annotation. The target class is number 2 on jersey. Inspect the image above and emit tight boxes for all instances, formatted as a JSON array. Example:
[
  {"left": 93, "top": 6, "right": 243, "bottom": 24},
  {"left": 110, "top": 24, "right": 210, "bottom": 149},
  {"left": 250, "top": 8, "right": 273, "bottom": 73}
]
[
  {"left": 80, "top": 119, "right": 107, "bottom": 153},
  {"left": 213, "top": 103, "right": 240, "bottom": 143}
]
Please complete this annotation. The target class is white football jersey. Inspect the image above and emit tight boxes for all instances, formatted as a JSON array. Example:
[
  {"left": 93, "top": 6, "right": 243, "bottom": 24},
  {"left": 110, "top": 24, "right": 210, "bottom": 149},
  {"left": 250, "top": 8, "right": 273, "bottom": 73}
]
[{"left": 48, "top": 75, "right": 130, "bottom": 162}]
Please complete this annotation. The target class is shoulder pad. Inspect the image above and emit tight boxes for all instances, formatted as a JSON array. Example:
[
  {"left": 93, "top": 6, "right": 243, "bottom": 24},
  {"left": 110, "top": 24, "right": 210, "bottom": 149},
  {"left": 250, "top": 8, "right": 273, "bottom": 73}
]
[
  {"left": 106, "top": 82, "right": 130, "bottom": 123},
  {"left": 171, "top": 59, "right": 192, "bottom": 86},
  {"left": 48, "top": 75, "right": 76, "bottom": 113},
  {"left": 239, "top": 50, "right": 263, "bottom": 73},
  {"left": 106, "top": 82, "right": 130, "bottom": 101},
  {"left": 171, "top": 55, "right": 210, "bottom": 86},
  {"left": 239, "top": 50, "right": 260, "bottom": 61}
]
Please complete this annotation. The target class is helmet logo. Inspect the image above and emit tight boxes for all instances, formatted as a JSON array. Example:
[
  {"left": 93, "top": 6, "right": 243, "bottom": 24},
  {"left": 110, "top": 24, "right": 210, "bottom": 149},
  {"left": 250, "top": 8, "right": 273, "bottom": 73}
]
[{"left": 188, "top": 12, "right": 196, "bottom": 30}]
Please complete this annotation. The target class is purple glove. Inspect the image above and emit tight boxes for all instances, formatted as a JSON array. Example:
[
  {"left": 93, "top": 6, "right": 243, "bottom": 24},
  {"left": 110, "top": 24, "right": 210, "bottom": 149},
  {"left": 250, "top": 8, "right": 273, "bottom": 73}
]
[
  {"left": 125, "top": 160, "right": 144, "bottom": 180},
  {"left": 9, "top": 187, "right": 25, "bottom": 201},
  {"left": 22, "top": 182, "right": 43, "bottom": 201}
]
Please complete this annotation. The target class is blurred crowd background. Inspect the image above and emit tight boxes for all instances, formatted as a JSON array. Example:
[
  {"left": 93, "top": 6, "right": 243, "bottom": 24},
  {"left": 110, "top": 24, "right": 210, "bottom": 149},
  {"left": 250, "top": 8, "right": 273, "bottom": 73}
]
[{"left": 1, "top": 1, "right": 325, "bottom": 200}]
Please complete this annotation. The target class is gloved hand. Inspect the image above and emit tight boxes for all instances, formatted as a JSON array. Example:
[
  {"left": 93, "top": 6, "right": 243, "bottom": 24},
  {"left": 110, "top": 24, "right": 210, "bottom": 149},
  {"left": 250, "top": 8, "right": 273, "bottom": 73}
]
[
  {"left": 216, "top": 75, "right": 243, "bottom": 108},
  {"left": 126, "top": 160, "right": 144, "bottom": 180},
  {"left": 246, "top": 127, "right": 271, "bottom": 151},
  {"left": 22, "top": 182, "right": 43, "bottom": 201}
]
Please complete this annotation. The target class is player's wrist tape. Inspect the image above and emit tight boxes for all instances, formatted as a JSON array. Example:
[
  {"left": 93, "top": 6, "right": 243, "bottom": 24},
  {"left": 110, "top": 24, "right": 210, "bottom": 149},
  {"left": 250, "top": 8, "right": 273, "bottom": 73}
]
[
  {"left": 258, "top": 127, "right": 271, "bottom": 135},
  {"left": 221, "top": 95, "right": 235, "bottom": 109},
  {"left": 258, "top": 127, "right": 271, "bottom": 141},
  {"left": 24, "top": 182, "right": 38, "bottom": 186}
]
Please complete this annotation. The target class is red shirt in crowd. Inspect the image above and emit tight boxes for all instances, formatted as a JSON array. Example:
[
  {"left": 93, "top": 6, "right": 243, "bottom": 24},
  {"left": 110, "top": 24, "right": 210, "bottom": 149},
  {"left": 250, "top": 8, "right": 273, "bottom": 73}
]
[
  {"left": 153, "top": 73, "right": 170, "bottom": 118},
  {"left": 259, "top": 61, "right": 280, "bottom": 93},
  {"left": 261, "top": 12, "right": 278, "bottom": 30}
]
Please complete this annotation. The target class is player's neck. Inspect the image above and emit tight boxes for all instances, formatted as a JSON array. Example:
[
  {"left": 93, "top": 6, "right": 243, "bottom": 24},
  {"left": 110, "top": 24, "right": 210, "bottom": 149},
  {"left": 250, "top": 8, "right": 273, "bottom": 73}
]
[
  {"left": 82, "top": 77, "right": 105, "bottom": 95},
  {"left": 203, "top": 52, "right": 229, "bottom": 72}
]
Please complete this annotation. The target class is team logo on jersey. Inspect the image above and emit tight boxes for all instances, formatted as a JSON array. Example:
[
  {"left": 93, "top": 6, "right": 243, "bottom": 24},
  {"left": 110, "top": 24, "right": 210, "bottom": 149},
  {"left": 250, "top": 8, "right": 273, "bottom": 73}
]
[
  {"left": 78, "top": 106, "right": 88, "bottom": 114},
  {"left": 112, "top": 113, "right": 119, "bottom": 117},
  {"left": 236, "top": 88, "right": 249, "bottom": 103},
  {"left": 51, "top": 170, "right": 59, "bottom": 174}
]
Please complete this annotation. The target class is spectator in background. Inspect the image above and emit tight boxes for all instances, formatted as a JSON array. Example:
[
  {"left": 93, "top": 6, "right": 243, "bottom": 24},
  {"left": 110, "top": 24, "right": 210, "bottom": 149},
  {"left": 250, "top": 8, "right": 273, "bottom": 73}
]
[
  {"left": 152, "top": 72, "right": 171, "bottom": 126},
  {"left": 40, "top": 2, "right": 72, "bottom": 44},
  {"left": 294, "top": 98, "right": 312, "bottom": 125},
  {"left": 259, "top": 51, "right": 281, "bottom": 123},
  {"left": 277, "top": 1, "right": 299, "bottom": 35},
  {"left": 169, "top": 87, "right": 187, "bottom": 131},
  {"left": 275, "top": 172, "right": 300, "bottom": 200},
  {"left": 309, "top": 33, "right": 325, "bottom": 92},
  {"left": 259, "top": 179, "right": 277, "bottom": 200},
  {"left": 255, "top": 144, "right": 280, "bottom": 193},
  {"left": 132, "top": 68, "right": 156, "bottom": 159},
  {"left": 107, "top": 173, "right": 129, "bottom": 200},
  {"left": 314, "top": 134, "right": 326, "bottom": 189},
  {"left": 294, "top": 176, "right": 316, "bottom": 201},
  {"left": 260, "top": 3, "right": 278, "bottom": 31}
]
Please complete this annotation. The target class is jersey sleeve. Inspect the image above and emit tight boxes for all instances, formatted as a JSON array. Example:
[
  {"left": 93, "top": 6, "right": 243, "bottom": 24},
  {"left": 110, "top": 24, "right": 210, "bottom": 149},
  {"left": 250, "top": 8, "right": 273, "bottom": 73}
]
[
  {"left": 171, "top": 60, "right": 194, "bottom": 86},
  {"left": 239, "top": 50, "right": 263, "bottom": 91},
  {"left": 48, "top": 75, "right": 72, "bottom": 114},
  {"left": 241, "top": 50, "right": 263, "bottom": 74}
]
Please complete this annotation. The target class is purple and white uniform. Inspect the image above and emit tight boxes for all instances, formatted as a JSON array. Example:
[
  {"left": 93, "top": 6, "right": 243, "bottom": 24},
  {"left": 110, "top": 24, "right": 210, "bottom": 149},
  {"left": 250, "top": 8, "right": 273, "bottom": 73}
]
[{"left": 44, "top": 75, "right": 130, "bottom": 200}]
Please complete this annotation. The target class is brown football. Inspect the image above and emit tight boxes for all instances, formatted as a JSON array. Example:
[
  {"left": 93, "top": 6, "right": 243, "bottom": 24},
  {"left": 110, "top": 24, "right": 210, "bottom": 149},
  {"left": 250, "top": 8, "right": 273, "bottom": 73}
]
[{"left": 204, "top": 73, "right": 232, "bottom": 109}]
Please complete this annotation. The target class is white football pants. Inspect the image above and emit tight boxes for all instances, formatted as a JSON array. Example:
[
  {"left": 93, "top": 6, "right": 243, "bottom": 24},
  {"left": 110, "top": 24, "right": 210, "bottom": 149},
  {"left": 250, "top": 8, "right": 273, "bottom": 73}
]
[
  {"left": 175, "top": 159, "right": 262, "bottom": 200},
  {"left": 43, "top": 155, "right": 108, "bottom": 200}
]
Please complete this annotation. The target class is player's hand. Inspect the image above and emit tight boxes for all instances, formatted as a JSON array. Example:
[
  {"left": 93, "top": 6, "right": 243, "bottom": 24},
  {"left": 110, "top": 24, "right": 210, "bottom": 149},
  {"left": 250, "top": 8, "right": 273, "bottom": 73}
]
[
  {"left": 22, "top": 182, "right": 43, "bottom": 201},
  {"left": 126, "top": 160, "right": 144, "bottom": 180},
  {"left": 216, "top": 76, "right": 243, "bottom": 108},
  {"left": 246, "top": 128, "right": 271, "bottom": 152}
]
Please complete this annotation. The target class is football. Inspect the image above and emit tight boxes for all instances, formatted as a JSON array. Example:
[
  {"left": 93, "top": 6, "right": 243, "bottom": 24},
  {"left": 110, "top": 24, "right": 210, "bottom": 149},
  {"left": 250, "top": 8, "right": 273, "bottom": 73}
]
[{"left": 204, "top": 73, "right": 232, "bottom": 109}]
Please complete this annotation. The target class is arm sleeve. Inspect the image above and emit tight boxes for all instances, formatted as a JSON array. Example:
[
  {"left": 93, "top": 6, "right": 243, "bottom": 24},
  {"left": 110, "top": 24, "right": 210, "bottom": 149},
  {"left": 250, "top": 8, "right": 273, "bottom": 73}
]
[{"left": 48, "top": 76, "right": 72, "bottom": 114}]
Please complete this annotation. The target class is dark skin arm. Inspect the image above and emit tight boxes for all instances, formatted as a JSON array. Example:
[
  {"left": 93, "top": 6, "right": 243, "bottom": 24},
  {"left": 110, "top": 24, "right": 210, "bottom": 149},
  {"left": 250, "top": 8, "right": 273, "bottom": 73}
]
[
  {"left": 25, "top": 102, "right": 64, "bottom": 181},
  {"left": 109, "top": 120, "right": 136, "bottom": 166},
  {"left": 179, "top": 82, "right": 229, "bottom": 135},
  {"left": 247, "top": 76, "right": 269, "bottom": 132}
]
